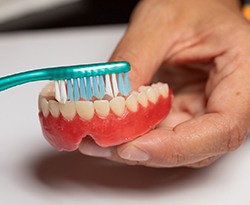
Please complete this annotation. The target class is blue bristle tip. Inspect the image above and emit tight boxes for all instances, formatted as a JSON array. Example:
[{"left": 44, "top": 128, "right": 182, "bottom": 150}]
[
  {"left": 98, "top": 75, "right": 105, "bottom": 98},
  {"left": 79, "top": 78, "right": 87, "bottom": 99},
  {"left": 73, "top": 78, "right": 80, "bottom": 101},
  {"left": 118, "top": 73, "right": 125, "bottom": 95},
  {"left": 86, "top": 76, "right": 92, "bottom": 100},
  {"left": 92, "top": 76, "right": 100, "bottom": 99},
  {"left": 67, "top": 79, "right": 73, "bottom": 101},
  {"left": 124, "top": 72, "right": 131, "bottom": 96}
]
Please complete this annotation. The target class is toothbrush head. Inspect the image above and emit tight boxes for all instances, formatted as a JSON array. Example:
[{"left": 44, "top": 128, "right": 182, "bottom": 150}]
[{"left": 53, "top": 61, "right": 131, "bottom": 103}]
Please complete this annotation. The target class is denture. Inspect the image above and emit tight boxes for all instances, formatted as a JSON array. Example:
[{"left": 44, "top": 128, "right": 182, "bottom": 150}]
[{"left": 39, "top": 82, "right": 173, "bottom": 151}]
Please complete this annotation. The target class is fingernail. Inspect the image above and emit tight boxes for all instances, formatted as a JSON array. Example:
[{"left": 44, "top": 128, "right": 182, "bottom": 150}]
[
  {"left": 119, "top": 146, "right": 149, "bottom": 161},
  {"left": 79, "top": 142, "right": 111, "bottom": 158}
]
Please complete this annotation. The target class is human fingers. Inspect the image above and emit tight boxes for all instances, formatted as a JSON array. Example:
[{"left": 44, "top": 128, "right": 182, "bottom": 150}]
[
  {"left": 109, "top": 0, "right": 179, "bottom": 89},
  {"left": 114, "top": 31, "right": 250, "bottom": 168},
  {"left": 186, "top": 155, "right": 222, "bottom": 168},
  {"left": 113, "top": 112, "right": 246, "bottom": 168},
  {"left": 79, "top": 131, "right": 222, "bottom": 168},
  {"left": 109, "top": 0, "right": 242, "bottom": 90}
]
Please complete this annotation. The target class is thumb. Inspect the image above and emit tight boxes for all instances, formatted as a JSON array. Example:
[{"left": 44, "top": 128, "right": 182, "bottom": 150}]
[
  {"left": 116, "top": 113, "right": 245, "bottom": 167},
  {"left": 109, "top": 1, "right": 171, "bottom": 89}
]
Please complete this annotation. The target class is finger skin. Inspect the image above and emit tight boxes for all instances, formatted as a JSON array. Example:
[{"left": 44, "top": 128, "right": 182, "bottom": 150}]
[
  {"left": 116, "top": 113, "right": 246, "bottom": 167},
  {"left": 186, "top": 155, "right": 222, "bottom": 168},
  {"left": 79, "top": 0, "right": 250, "bottom": 168},
  {"left": 109, "top": 0, "right": 242, "bottom": 89}
]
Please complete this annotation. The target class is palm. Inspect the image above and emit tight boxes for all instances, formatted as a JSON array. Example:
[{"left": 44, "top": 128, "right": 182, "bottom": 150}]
[{"left": 154, "top": 64, "right": 209, "bottom": 128}]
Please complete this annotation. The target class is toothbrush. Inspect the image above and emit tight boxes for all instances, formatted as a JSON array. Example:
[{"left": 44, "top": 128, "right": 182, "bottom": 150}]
[{"left": 0, "top": 61, "right": 131, "bottom": 103}]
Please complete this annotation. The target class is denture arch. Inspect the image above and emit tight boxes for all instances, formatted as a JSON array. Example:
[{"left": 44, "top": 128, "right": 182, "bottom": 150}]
[{"left": 39, "top": 82, "right": 172, "bottom": 151}]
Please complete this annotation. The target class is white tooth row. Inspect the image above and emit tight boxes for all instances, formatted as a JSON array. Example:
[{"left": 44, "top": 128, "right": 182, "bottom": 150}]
[{"left": 39, "top": 83, "right": 169, "bottom": 121}]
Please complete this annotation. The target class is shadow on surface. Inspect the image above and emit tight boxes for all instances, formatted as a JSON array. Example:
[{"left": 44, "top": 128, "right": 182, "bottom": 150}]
[{"left": 32, "top": 151, "right": 208, "bottom": 191}]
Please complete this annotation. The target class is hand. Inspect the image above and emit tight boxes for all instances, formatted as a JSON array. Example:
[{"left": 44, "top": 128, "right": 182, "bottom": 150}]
[{"left": 79, "top": 0, "right": 250, "bottom": 168}]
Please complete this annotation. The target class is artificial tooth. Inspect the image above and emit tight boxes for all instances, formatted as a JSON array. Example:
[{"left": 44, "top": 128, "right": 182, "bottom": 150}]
[
  {"left": 130, "top": 91, "right": 139, "bottom": 96},
  {"left": 146, "top": 87, "right": 158, "bottom": 104},
  {"left": 137, "top": 91, "right": 148, "bottom": 108},
  {"left": 48, "top": 100, "right": 60, "bottom": 118},
  {"left": 163, "top": 84, "right": 169, "bottom": 96},
  {"left": 126, "top": 94, "right": 138, "bottom": 112},
  {"left": 151, "top": 83, "right": 160, "bottom": 99},
  {"left": 153, "top": 86, "right": 160, "bottom": 99},
  {"left": 40, "top": 82, "right": 55, "bottom": 97},
  {"left": 138, "top": 85, "right": 148, "bottom": 92},
  {"left": 59, "top": 101, "right": 76, "bottom": 121},
  {"left": 94, "top": 100, "right": 110, "bottom": 117},
  {"left": 41, "top": 98, "right": 49, "bottom": 117},
  {"left": 158, "top": 86, "right": 168, "bottom": 98},
  {"left": 76, "top": 101, "right": 94, "bottom": 120},
  {"left": 38, "top": 96, "right": 43, "bottom": 111},
  {"left": 110, "top": 96, "right": 126, "bottom": 116}
]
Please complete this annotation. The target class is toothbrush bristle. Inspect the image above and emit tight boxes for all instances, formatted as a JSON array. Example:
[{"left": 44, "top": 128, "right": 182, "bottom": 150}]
[
  {"left": 92, "top": 76, "right": 100, "bottom": 99},
  {"left": 86, "top": 76, "right": 92, "bottom": 101},
  {"left": 98, "top": 75, "right": 105, "bottom": 98},
  {"left": 73, "top": 78, "right": 80, "bottom": 101},
  {"left": 60, "top": 80, "right": 67, "bottom": 103},
  {"left": 79, "top": 78, "right": 87, "bottom": 99},
  {"left": 54, "top": 81, "right": 60, "bottom": 102},
  {"left": 118, "top": 73, "right": 125, "bottom": 96},
  {"left": 105, "top": 74, "right": 114, "bottom": 97},
  {"left": 111, "top": 73, "right": 119, "bottom": 97},
  {"left": 55, "top": 71, "right": 131, "bottom": 103},
  {"left": 124, "top": 72, "right": 131, "bottom": 96}
]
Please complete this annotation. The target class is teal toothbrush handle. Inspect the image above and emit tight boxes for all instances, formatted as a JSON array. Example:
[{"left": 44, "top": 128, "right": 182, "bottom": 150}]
[
  {"left": 0, "top": 62, "right": 130, "bottom": 92},
  {"left": 0, "top": 69, "right": 51, "bottom": 91}
]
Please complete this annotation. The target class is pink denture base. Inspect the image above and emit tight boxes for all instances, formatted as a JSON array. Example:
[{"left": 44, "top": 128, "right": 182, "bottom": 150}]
[{"left": 39, "top": 91, "right": 173, "bottom": 151}]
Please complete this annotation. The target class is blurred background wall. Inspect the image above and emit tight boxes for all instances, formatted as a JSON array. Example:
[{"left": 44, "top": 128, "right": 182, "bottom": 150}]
[{"left": 0, "top": 0, "right": 139, "bottom": 32}]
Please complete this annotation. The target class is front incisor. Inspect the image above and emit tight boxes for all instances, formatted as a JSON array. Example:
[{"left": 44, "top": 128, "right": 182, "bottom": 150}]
[
  {"left": 49, "top": 100, "right": 60, "bottom": 118},
  {"left": 76, "top": 101, "right": 94, "bottom": 120},
  {"left": 110, "top": 96, "right": 126, "bottom": 116},
  {"left": 59, "top": 101, "right": 76, "bottom": 120},
  {"left": 126, "top": 94, "right": 138, "bottom": 112},
  {"left": 94, "top": 100, "right": 110, "bottom": 117},
  {"left": 146, "top": 88, "right": 157, "bottom": 104},
  {"left": 137, "top": 91, "right": 148, "bottom": 108}
]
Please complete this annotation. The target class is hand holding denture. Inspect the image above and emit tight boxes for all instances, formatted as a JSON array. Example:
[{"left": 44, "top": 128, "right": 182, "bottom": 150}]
[{"left": 79, "top": 0, "right": 250, "bottom": 168}]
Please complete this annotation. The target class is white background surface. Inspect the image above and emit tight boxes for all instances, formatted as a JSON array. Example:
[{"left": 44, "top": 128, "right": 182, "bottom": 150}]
[{"left": 0, "top": 25, "right": 249, "bottom": 205}]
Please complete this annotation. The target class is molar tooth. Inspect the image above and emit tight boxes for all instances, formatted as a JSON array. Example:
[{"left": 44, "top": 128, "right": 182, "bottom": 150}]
[
  {"left": 153, "top": 86, "right": 160, "bottom": 99},
  {"left": 76, "top": 101, "right": 94, "bottom": 120},
  {"left": 40, "top": 82, "right": 55, "bottom": 97},
  {"left": 38, "top": 96, "right": 43, "bottom": 111},
  {"left": 146, "top": 87, "right": 157, "bottom": 104},
  {"left": 94, "top": 100, "right": 110, "bottom": 117},
  {"left": 163, "top": 84, "right": 169, "bottom": 96},
  {"left": 137, "top": 91, "right": 148, "bottom": 108},
  {"left": 110, "top": 96, "right": 126, "bottom": 116},
  {"left": 59, "top": 101, "right": 76, "bottom": 121},
  {"left": 126, "top": 94, "right": 138, "bottom": 112},
  {"left": 49, "top": 100, "right": 60, "bottom": 118},
  {"left": 154, "top": 82, "right": 163, "bottom": 88},
  {"left": 41, "top": 98, "right": 49, "bottom": 117},
  {"left": 131, "top": 91, "right": 139, "bottom": 96},
  {"left": 138, "top": 85, "right": 147, "bottom": 92},
  {"left": 158, "top": 86, "right": 168, "bottom": 98}
]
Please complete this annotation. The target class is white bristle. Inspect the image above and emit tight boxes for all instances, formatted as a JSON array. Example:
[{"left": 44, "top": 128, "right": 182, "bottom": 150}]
[
  {"left": 54, "top": 81, "right": 61, "bottom": 102},
  {"left": 60, "top": 80, "right": 67, "bottom": 103},
  {"left": 112, "top": 73, "right": 119, "bottom": 96},
  {"left": 105, "top": 74, "right": 114, "bottom": 97}
]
